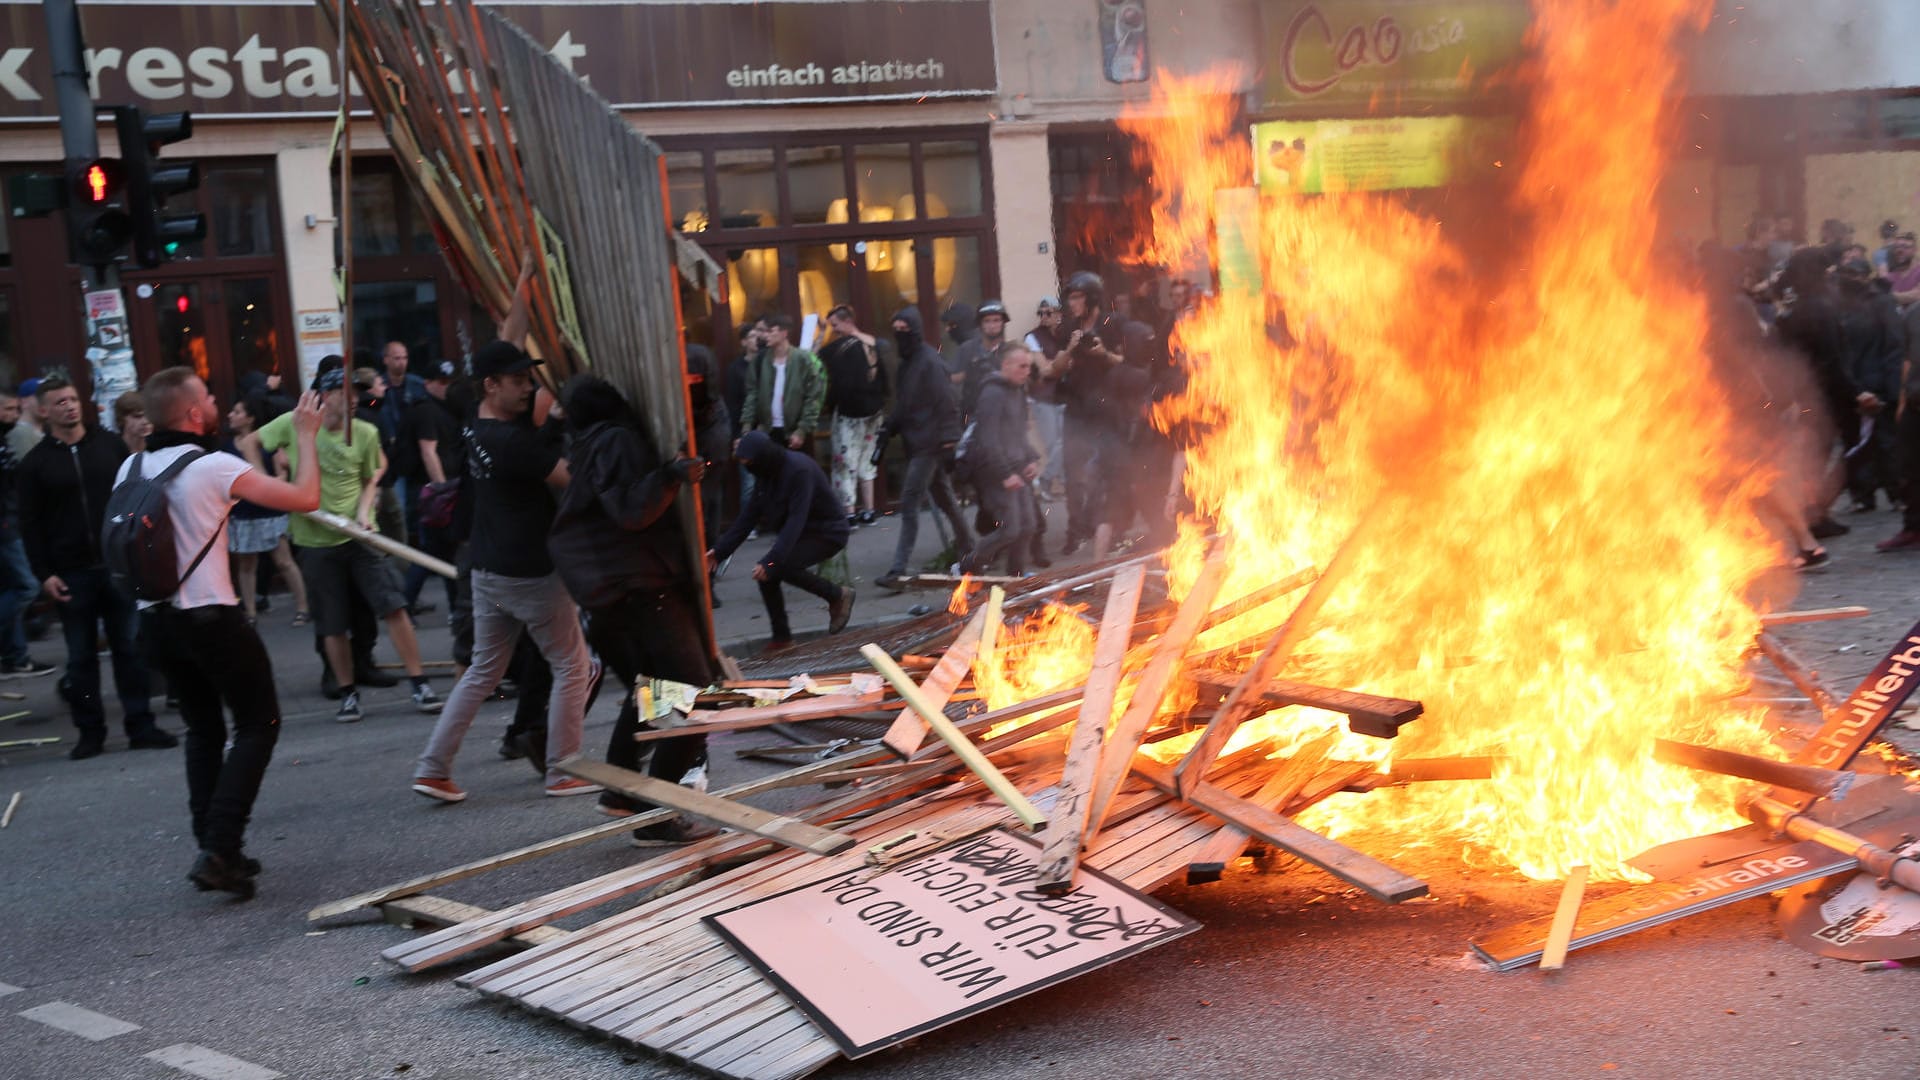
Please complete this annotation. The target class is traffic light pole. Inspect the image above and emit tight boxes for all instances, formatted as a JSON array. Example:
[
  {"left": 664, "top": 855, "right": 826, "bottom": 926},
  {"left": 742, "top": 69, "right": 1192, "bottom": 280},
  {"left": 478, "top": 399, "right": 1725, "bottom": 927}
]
[{"left": 44, "top": 0, "right": 137, "bottom": 423}]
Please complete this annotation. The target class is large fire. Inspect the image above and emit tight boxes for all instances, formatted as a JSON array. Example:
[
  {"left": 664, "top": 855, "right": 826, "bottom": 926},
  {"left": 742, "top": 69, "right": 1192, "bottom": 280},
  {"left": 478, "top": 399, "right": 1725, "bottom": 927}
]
[{"left": 977, "top": 0, "right": 1796, "bottom": 883}]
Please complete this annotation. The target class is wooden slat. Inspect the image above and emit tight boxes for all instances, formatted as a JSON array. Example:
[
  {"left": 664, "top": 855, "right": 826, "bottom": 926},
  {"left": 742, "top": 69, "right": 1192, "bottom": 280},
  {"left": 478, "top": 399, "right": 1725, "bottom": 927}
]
[
  {"left": 863, "top": 645, "right": 1045, "bottom": 828},
  {"left": 643, "top": 692, "right": 893, "bottom": 742},
  {"left": 1186, "top": 667, "right": 1423, "bottom": 739},
  {"left": 1187, "top": 730, "right": 1338, "bottom": 884},
  {"left": 882, "top": 605, "right": 988, "bottom": 757},
  {"left": 1538, "top": 866, "right": 1590, "bottom": 971},
  {"left": 1133, "top": 759, "right": 1428, "bottom": 903},
  {"left": 1085, "top": 541, "right": 1231, "bottom": 839},
  {"left": 555, "top": 761, "right": 856, "bottom": 856},
  {"left": 380, "top": 895, "right": 570, "bottom": 948},
  {"left": 1035, "top": 565, "right": 1147, "bottom": 894},
  {"left": 1759, "top": 606, "right": 1871, "bottom": 627}
]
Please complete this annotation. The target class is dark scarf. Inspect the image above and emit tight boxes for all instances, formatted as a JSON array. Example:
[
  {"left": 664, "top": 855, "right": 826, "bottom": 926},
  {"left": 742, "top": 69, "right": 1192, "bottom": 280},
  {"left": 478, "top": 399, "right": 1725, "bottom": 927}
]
[{"left": 147, "top": 429, "right": 218, "bottom": 453}]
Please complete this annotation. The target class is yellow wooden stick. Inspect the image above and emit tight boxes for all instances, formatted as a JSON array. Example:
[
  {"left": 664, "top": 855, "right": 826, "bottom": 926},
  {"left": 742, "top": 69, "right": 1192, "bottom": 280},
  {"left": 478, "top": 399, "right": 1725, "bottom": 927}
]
[
  {"left": 1539, "top": 865, "right": 1590, "bottom": 971},
  {"left": 861, "top": 643, "right": 1046, "bottom": 828}
]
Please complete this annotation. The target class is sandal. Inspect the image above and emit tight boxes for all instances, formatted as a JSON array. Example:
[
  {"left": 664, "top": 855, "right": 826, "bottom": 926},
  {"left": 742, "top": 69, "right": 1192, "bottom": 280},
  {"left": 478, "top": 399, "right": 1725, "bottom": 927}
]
[
  {"left": 291, "top": 611, "right": 312, "bottom": 627},
  {"left": 1792, "top": 547, "right": 1829, "bottom": 571}
]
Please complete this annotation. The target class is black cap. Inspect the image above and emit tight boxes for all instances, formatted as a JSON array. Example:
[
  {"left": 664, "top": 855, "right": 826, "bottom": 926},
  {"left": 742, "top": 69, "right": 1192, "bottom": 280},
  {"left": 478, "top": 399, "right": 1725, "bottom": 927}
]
[
  {"left": 473, "top": 340, "right": 538, "bottom": 379},
  {"left": 312, "top": 367, "right": 346, "bottom": 393},
  {"left": 426, "top": 359, "right": 456, "bottom": 380}
]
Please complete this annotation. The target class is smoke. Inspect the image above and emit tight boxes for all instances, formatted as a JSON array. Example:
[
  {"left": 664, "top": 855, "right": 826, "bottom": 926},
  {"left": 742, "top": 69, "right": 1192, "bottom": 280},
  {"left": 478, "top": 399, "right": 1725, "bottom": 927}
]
[{"left": 1687, "top": 0, "right": 1919, "bottom": 97}]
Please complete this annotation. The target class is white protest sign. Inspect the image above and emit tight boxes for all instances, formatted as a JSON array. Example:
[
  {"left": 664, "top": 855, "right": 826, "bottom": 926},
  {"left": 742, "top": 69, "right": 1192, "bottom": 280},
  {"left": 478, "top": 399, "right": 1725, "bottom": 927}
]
[{"left": 705, "top": 828, "right": 1200, "bottom": 1057}]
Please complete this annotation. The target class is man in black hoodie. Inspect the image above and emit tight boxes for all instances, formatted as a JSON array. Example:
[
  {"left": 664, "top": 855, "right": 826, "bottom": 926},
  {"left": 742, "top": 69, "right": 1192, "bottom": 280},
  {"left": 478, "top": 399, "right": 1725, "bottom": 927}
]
[
  {"left": 17, "top": 373, "right": 171, "bottom": 758},
  {"left": 875, "top": 308, "right": 975, "bottom": 590},
  {"left": 708, "top": 430, "right": 854, "bottom": 652},
  {"left": 959, "top": 345, "right": 1040, "bottom": 576}
]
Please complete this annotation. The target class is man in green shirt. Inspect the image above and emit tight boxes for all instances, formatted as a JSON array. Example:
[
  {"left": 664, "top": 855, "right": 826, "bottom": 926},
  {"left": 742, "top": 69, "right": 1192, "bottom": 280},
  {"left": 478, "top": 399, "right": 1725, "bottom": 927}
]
[
  {"left": 740, "top": 312, "right": 826, "bottom": 455},
  {"left": 243, "top": 363, "right": 441, "bottom": 722}
]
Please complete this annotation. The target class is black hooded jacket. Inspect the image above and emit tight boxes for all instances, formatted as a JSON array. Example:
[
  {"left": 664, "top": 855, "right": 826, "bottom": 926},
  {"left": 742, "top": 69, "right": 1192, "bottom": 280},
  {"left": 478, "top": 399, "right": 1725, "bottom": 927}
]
[
  {"left": 879, "top": 308, "right": 963, "bottom": 457},
  {"left": 965, "top": 371, "right": 1038, "bottom": 485},
  {"left": 547, "top": 420, "right": 688, "bottom": 609},
  {"left": 18, "top": 426, "right": 127, "bottom": 579},
  {"left": 713, "top": 430, "right": 848, "bottom": 571}
]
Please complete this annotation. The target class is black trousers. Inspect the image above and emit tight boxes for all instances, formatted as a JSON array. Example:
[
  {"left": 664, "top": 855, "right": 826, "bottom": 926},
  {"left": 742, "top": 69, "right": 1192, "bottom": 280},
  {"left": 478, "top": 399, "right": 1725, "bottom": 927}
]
[
  {"left": 1900, "top": 407, "right": 1920, "bottom": 533},
  {"left": 586, "top": 586, "right": 714, "bottom": 812},
  {"left": 144, "top": 605, "right": 281, "bottom": 859},
  {"left": 757, "top": 532, "right": 846, "bottom": 642}
]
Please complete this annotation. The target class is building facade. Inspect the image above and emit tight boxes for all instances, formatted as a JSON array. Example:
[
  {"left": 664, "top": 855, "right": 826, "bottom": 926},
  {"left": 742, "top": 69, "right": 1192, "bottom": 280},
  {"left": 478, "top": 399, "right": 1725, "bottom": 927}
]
[{"left": 0, "top": 0, "right": 1915, "bottom": 399}]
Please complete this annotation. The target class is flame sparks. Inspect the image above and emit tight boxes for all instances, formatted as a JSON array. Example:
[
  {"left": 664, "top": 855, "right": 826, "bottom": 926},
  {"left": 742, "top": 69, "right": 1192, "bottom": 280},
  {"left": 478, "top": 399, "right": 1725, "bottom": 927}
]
[{"left": 985, "top": 0, "right": 1795, "bottom": 883}]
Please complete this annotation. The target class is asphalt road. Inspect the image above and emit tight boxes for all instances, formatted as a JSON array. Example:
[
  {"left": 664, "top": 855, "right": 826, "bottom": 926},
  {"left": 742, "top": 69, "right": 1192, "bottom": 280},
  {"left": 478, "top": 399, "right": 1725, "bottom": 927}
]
[{"left": 2, "top": 505, "right": 1918, "bottom": 1080}]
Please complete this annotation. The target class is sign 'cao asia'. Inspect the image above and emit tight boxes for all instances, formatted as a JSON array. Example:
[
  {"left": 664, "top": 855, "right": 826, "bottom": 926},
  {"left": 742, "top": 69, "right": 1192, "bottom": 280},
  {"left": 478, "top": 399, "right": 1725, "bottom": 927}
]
[
  {"left": 0, "top": 0, "right": 996, "bottom": 121},
  {"left": 705, "top": 829, "right": 1201, "bottom": 1057},
  {"left": 1256, "top": 0, "right": 1529, "bottom": 114}
]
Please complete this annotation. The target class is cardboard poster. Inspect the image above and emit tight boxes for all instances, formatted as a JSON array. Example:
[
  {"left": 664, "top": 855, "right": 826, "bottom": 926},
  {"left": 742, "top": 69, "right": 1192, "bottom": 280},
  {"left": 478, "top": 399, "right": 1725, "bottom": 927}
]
[
  {"left": 1252, "top": 114, "right": 1510, "bottom": 195},
  {"left": 706, "top": 828, "right": 1201, "bottom": 1057}
]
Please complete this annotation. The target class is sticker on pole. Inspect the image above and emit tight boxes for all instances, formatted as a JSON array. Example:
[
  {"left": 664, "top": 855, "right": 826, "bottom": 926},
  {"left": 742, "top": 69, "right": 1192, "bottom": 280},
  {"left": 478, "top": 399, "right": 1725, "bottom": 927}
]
[{"left": 704, "top": 828, "right": 1200, "bottom": 1057}]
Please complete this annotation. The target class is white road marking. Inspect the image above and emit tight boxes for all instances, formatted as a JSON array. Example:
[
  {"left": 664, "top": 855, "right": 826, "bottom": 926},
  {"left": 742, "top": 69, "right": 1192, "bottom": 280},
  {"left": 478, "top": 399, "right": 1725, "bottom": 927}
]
[
  {"left": 0, "top": 981, "right": 21, "bottom": 997},
  {"left": 17, "top": 1000, "right": 141, "bottom": 1040},
  {"left": 146, "top": 1043, "right": 285, "bottom": 1080}
]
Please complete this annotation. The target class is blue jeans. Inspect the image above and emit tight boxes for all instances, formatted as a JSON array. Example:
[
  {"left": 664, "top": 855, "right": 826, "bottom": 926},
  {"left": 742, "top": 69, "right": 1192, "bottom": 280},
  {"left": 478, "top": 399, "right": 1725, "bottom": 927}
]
[
  {"left": 0, "top": 534, "right": 37, "bottom": 663},
  {"left": 55, "top": 566, "right": 154, "bottom": 734}
]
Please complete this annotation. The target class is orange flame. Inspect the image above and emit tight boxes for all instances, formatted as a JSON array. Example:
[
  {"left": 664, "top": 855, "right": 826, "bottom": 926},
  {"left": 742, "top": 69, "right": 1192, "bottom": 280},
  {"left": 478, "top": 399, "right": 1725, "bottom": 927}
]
[{"left": 1099, "top": 0, "right": 1787, "bottom": 882}]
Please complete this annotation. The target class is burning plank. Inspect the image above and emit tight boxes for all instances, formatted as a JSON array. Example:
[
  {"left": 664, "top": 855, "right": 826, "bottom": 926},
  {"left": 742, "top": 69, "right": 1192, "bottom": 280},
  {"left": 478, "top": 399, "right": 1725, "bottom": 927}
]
[
  {"left": 882, "top": 600, "right": 993, "bottom": 758},
  {"left": 1035, "top": 565, "right": 1148, "bottom": 895},
  {"left": 1132, "top": 759, "right": 1427, "bottom": 903},
  {"left": 1187, "top": 730, "right": 1337, "bottom": 884},
  {"left": 1652, "top": 739, "right": 1855, "bottom": 801},
  {"left": 1186, "top": 668, "right": 1422, "bottom": 740}
]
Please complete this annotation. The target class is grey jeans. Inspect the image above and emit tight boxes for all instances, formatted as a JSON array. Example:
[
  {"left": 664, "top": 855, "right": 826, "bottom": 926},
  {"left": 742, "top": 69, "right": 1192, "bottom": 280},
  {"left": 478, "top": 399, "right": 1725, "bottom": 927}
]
[
  {"left": 887, "top": 452, "right": 974, "bottom": 576},
  {"left": 416, "top": 570, "right": 590, "bottom": 786}
]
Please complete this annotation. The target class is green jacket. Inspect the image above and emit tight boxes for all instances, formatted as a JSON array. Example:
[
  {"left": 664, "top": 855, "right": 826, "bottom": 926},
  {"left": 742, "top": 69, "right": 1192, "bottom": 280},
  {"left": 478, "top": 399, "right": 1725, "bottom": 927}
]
[{"left": 742, "top": 347, "right": 827, "bottom": 435}]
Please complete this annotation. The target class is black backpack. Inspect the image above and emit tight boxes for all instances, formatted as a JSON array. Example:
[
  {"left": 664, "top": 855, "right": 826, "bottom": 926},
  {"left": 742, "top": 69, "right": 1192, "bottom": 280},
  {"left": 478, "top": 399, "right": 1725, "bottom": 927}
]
[{"left": 102, "top": 450, "right": 228, "bottom": 602}]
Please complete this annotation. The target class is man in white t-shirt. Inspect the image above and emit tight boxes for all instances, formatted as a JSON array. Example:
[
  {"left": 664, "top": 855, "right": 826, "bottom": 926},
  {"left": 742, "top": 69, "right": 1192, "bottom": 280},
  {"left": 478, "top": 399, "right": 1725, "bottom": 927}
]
[{"left": 115, "top": 367, "right": 324, "bottom": 900}]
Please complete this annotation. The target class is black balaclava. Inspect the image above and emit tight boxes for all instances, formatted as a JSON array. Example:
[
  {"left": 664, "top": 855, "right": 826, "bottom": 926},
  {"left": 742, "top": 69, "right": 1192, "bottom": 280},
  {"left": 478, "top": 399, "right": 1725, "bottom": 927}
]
[
  {"left": 892, "top": 307, "right": 925, "bottom": 358},
  {"left": 737, "top": 429, "right": 786, "bottom": 480}
]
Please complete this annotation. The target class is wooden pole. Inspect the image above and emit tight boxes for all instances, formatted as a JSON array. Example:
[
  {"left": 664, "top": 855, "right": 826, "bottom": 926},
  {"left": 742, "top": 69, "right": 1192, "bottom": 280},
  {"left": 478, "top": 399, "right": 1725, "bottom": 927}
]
[
  {"left": 861, "top": 644, "right": 1046, "bottom": 829},
  {"left": 303, "top": 510, "right": 457, "bottom": 578},
  {"left": 336, "top": 0, "right": 353, "bottom": 446},
  {"left": 1753, "top": 632, "right": 1840, "bottom": 718},
  {"left": 1653, "top": 738, "right": 1856, "bottom": 800},
  {"left": 1538, "top": 866, "right": 1589, "bottom": 971},
  {"left": 882, "top": 605, "right": 988, "bottom": 758},
  {"left": 0, "top": 791, "right": 19, "bottom": 829}
]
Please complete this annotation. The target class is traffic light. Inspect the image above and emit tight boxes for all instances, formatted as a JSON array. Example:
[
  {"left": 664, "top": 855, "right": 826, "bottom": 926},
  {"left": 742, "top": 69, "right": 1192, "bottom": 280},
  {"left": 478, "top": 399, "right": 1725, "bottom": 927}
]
[
  {"left": 64, "top": 154, "right": 134, "bottom": 267},
  {"left": 114, "top": 106, "right": 206, "bottom": 268}
]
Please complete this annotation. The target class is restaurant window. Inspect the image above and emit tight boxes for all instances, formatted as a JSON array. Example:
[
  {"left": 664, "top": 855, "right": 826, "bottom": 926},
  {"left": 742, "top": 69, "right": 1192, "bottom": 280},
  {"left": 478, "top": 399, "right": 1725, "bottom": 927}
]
[
  {"left": 1879, "top": 94, "right": 1920, "bottom": 142},
  {"left": 661, "top": 128, "right": 995, "bottom": 362},
  {"left": 666, "top": 150, "right": 708, "bottom": 232},
  {"left": 205, "top": 166, "right": 278, "bottom": 257},
  {"left": 352, "top": 171, "right": 406, "bottom": 257},
  {"left": 1804, "top": 95, "right": 1873, "bottom": 146}
]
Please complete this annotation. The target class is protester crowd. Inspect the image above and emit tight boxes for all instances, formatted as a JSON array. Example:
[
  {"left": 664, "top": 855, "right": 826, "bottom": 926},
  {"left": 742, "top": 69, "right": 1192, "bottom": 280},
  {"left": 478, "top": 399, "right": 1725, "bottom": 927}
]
[
  {"left": 1710, "top": 215, "right": 1920, "bottom": 569},
  {"left": 0, "top": 255, "right": 1205, "bottom": 901}
]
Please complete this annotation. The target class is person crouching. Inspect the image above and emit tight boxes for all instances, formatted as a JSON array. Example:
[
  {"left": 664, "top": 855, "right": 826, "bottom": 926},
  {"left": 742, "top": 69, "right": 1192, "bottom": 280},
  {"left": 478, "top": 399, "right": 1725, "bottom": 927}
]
[{"left": 707, "top": 431, "right": 854, "bottom": 654}]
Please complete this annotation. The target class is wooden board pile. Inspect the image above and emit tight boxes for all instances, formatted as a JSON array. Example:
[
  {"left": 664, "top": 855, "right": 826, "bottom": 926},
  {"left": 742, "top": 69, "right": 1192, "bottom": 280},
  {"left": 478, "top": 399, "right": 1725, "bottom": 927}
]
[{"left": 311, "top": 545, "right": 1482, "bottom": 1079}]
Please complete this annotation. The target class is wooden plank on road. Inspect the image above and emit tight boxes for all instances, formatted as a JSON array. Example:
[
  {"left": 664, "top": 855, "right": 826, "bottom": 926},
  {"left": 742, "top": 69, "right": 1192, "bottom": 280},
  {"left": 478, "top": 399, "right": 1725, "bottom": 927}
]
[{"left": 557, "top": 759, "right": 856, "bottom": 856}]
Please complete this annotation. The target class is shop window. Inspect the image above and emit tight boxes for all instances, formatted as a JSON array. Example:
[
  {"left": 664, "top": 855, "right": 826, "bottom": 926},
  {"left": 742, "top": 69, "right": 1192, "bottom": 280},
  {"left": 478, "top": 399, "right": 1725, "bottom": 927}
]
[
  {"left": 937, "top": 235, "right": 982, "bottom": 313},
  {"left": 679, "top": 269, "right": 716, "bottom": 351},
  {"left": 153, "top": 283, "right": 210, "bottom": 382},
  {"left": 1805, "top": 95, "right": 1871, "bottom": 145},
  {"left": 788, "top": 145, "right": 848, "bottom": 227},
  {"left": 353, "top": 280, "right": 442, "bottom": 364},
  {"left": 666, "top": 150, "right": 708, "bottom": 232},
  {"left": 863, "top": 244, "right": 913, "bottom": 333},
  {"left": 351, "top": 172, "right": 405, "bottom": 256},
  {"left": 206, "top": 166, "right": 278, "bottom": 258},
  {"left": 794, "top": 245, "right": 851, "bottom": 344},
  {"left": 1880, "top": 95, "right": 1920, "bottom": 141},
  {"left": 725, "top": 246, "right": 780, "bottom": 326},
  {"left": 715, "top": 148, "right": 777, "bottom": 229},
  {"left": 856, "top": 143, "right": 913, "bottom": 221},
  {"left": 922, "top": 140, "right": 983, "bottom": 218},
  {"left": 224, "top": 278, "right": 281, "bottom": 390}
]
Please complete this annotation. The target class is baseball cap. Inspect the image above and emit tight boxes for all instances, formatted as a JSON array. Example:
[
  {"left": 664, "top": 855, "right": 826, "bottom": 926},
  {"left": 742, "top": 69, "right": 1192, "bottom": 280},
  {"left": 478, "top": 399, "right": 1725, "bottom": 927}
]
[
  {"left": 976, "top": 299, "right": 1007, "bottom": 322},
  {"left": 472, "top": 340, "right": 538, "bottom": 379},
  {"left": 16, "top": 377, "right": 40, "bottom": 397},
  {"left": 1036, "top": 296, "right": 1060, "bottom": 313},
  {"left": 312, "top": 367, "right": 346, "bottom": 393},
  {"left": 425, "top": 359, "right": 456, "bottom": 381}
]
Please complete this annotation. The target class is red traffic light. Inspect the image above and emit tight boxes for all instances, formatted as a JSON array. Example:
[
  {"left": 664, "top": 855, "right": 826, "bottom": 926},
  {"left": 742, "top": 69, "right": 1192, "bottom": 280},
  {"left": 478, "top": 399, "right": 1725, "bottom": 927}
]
[
  {"left": 175, "top": 294, "right": 190, "bottom": 314},
  {"left": 74, "top": 158, "right": 124, "bottom": 204}
]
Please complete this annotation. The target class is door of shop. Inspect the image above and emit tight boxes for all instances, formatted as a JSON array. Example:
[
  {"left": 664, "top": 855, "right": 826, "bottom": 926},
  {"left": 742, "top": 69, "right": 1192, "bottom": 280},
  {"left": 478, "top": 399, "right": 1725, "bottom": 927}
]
[{"left": 125, "top": 272, "right": 292, "bottom": 407}]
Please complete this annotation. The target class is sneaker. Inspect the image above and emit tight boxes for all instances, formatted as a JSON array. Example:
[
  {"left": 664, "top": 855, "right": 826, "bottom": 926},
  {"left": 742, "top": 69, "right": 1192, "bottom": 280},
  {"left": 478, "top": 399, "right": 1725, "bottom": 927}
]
[
  {"left": 828, "top": 587, "right": 856, "bottom": 634},
  {"left": 545, "top": 777, "right": 603, "bottom": 797},
  {"left": 1877, "top": 530, "right": 1920, "bottom": 552},
  {"left": 187, "top": 850, "right": 257, "bottom": 899},
  {"left": 630, "top": 818, "right": 722, "bottom": 847},
  {"left": 1793, "top": 547, "right": 1830, "bottom": 571},
  {"left": 877, "top": 572, "right": 910, "bottom": 592},
  {"left": 334, "top": 691, "right": 363, "bottom": 724},
  {"left": 679, "top": 763, "right": 710, "bottom": 794},
  {"left": 411, "top": 684, "right": 444, "bottom": 714},
  {"left": 411, "top": 776, "right": 466, "bottom": 803},
  {"left": 0, "top": 657, "right": 55, "bottom": 679},
  {"left": 857, "top": 509, "right": 878, "bottom": 525},
  {"left": 126, "top": 725, "right": 180, "bottom": 750},
  {"left": 846, "top": 513, "right": 860, "bottom": 529},
  {"left": 69, "top": 734, "right": 105, "bottom": 761}
]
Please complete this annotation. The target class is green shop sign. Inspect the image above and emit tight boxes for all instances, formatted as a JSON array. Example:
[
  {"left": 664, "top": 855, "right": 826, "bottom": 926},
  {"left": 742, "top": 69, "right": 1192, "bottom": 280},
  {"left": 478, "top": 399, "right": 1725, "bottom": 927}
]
[{"left": 1257, "top": 0, "right": 1530, "bottom": 114}]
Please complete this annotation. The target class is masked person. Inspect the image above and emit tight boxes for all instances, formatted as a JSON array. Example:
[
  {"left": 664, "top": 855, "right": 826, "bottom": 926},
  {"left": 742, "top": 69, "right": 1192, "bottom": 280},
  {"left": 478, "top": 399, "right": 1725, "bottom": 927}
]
[
  {"left": 548, "top": 375, "right": 717, "bottom": 843},
  {"left": 707, "top": 431, "right": 854, "bottom": 653},
  {"left": 957, "top": 345, "right": 1041, "bottom": 576},
  {"left": 875, "top": 308, "right": 974, "bottom": 590}
]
